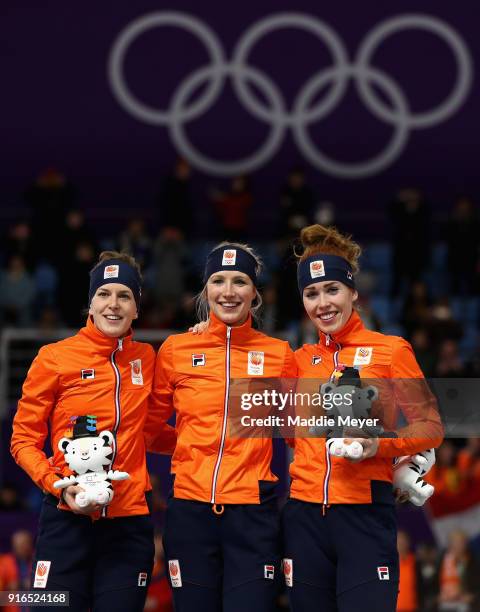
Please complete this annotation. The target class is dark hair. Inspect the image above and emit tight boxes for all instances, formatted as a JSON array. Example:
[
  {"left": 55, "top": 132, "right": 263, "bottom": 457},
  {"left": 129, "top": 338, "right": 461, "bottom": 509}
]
[{"left": 90, "top": 250, "right": 143, "bottom": 280}]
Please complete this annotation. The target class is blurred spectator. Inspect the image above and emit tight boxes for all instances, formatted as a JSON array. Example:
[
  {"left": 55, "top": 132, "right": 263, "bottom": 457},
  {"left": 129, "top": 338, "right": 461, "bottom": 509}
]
[
  {"left": 151, "top": 228, "right": 189, "bottom": 313},
  {"left": 4, "top": 221, "right": 35, "bottom": 271},
  {"left": 397, "top": 530, "right": 418, "bottom": 612},
  {"left": 0, "top": 483, "right": 24, "bottom": 511},
  {"left": 274, "top": 247, "right": 304, "bottom": 334},
  {"left": 211, "top": 175, "right": 253, "bottom": 241},
  {"left": 416, "top": 542, "right": 440, "bottom": 612},
  {"left": 457, "top": 439, "right": 480, "bottom": 481},
  {"left": 118, "top": 218, "right": 152, "bottom": 269},
  {"left": 158, "top": 157, "right": 193, "bottom": 239},
  {"left": 435, "top": 340, "right": 466, "bottom": 377},
  {"left": 278, "top": 166, "right": 315, "bottom": 238},
  {"left": 427, "top": 442, "right": 480, "bottom": 523},
  {"left": 428, "top": 300, "right": 463, "bottom": 348},
  {"left": 144, "top": 532, "right": 173, "bottom": 612},
  {"left": 261, "top": 283, "right": 279, "bottom": 335},
  {"left": 60, "top": 209, "right": 97, "bottom": 263},
  {"left": 411, "top": 328, "right": 436, "bottom": 376},
  {"left": 1, "top": 530, "right": 34, "bottom": 589},
  {"left": 25, "top": 167, "right": 75, "bottom": 263},
  {"left": 313, "top": 200, "right": 336, "bottom": 227},
  {"left": 37, "top": 305, "right": 61, "bottom": 332},
  {"left": 429, "top": 442, "right": 465, "bottom": 496},
  {"left": 401, "top": 281, "right": 432, "bottom": 338},
  {"left": 357, "top": 296, "right": 381, "bottom": 331},
  {"left": 389, "top": 188, "right": 430, "bottom": 296},
  {"left": 57, "top": 241, "right": 96, "bottom": 327},
  {"left": 438, "top": 530, "right": 480, "bottom": 611},
  {"left": 0, "top": 255, "right": 36, "bottom": 326},
  {"left": 445, "top": 197, "right": 479, "bottom": 296}
]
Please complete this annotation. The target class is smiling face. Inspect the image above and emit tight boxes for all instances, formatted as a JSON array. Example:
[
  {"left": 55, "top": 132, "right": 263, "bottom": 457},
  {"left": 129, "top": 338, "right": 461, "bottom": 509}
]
[
  {"left": 302, "top": 280, "right": 357, "bottom": 336},
  {"left": 206, "top": 271, "right": 256, "bottom": 327},
  {"left": 89, "top": 283, "right": 138, "bottom": 338}
]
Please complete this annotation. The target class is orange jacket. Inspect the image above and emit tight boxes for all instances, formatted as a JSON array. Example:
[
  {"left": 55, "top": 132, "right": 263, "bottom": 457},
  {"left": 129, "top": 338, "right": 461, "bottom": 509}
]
[
  {"left": 11, "top": 317, "right": 176, "bottom": 518},
  {"left": 290, "top": 311, "right": 443, "bottom": 505},
  {"left": 150, "top": 312, "right": 297, "bottom": 504}
]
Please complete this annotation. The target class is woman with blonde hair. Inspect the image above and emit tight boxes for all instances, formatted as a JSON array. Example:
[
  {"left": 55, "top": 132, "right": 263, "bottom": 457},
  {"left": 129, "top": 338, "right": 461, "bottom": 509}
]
[{"left": 150, "top": 241, "right": 297, "bottom": 611}]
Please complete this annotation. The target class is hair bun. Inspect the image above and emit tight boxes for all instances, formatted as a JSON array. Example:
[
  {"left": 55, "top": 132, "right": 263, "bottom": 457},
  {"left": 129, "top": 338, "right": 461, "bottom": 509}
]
[{"left": 298, "top": 224, "right": 362, "bottom": 273}]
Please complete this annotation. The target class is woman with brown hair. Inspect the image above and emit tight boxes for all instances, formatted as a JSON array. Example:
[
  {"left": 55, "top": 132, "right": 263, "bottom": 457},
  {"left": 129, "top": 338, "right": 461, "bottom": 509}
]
[
  {"left": 282, "top": 225, "right": 443, "bottom": 612},
  {"left": 11, "top": 251, "right": 175, "bottom": 612}
]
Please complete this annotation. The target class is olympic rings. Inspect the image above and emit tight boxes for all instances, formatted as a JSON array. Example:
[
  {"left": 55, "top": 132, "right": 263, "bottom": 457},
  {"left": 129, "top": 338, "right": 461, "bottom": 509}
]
[
  {"left": 170, "top": 64, "right": 286, "bottom": 175},
  {"left": 108, "top": 11, "right": 473, "bottom": 178}
]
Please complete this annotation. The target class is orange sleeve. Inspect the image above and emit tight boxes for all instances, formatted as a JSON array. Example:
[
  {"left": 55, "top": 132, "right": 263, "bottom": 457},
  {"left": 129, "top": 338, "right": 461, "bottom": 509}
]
[
  {"left": 280, "top": 343, "right": 298, "bottom": 378},
  {"left": 10, "top": 345, "right": 63, "bottom": 497},
  {"left": 377, "top": 338, "right": 444, "bottom": 458},
  {"left": 144, "top": 336, "right": 177, "bottom": 454}
]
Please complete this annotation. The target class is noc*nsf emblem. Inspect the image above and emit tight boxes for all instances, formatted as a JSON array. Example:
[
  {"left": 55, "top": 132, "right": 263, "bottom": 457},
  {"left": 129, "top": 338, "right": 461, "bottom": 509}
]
[
  {"left": 129, "top": 359, "right": 143, "bottom": 385},
  {"left": 248, "top": 351, "right": 264, "bottom": 375}
]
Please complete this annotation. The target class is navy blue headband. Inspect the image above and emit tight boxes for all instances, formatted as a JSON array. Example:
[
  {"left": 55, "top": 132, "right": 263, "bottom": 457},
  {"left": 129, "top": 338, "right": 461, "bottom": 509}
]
[
  {"left": 204, "top": 246, "right": 258, "bottom": 285},
  {"left": 298, "top": 254, "right": 355, "bottom": 293},
  {"left": 89, "top": 259, "right": 142, "bottom": 309}
]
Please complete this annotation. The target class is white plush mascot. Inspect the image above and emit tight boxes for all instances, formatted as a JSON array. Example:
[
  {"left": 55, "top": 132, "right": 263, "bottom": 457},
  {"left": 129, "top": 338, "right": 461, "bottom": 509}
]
[
  {"left": 392, "top": 449, "right": 436, "bottom": 506},
  {"left": 54, "top": 416, "right": 129, "bottom": 507}
]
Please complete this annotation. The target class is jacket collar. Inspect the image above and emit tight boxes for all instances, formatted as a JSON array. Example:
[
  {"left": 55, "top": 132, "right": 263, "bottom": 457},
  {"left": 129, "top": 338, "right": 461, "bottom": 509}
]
[
  {"left": 208, "top": 311, "right": 254, "bottom": 343},
  {"left": 318, "top": 309, "right": 365, "bottom": 347},
  {"left": 77, "top": 316, "right": 134, "bottom": 355}
]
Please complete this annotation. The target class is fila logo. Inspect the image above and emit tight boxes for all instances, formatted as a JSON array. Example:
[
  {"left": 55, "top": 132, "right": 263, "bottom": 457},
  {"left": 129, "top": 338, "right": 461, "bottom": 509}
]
[
  {"left": 81, "top": 369, "right": 95, "bottom": 379},
  {"left": 33, "top": 560, "right": 51, "bottom": 588},
  {"left": 353, "top": 346, "right": 373, "bottom": 366},
  {"left": 138, "top": 572, "right": 148, "bottom": 587},
  {"left": 377, "top": 566, "right": 390, "bottom": 581},
  {"left": 309, "top": 260, "right": 325, "bottom": 279},
  {"left": 104, "top": 264, "right": 119, "bottom": 279},
  {"left": 168, "top": 560, "right": 183, "bottom": 588},
  {"left": 222, "top": 249, "right": 237, "bottom": 266},
  {"left": 192, "top": 353, "right": 206, "bottom": 367},
  {"left": 283, "top": 558, "right": 293, "bottom": 587},
  {"left": 264, "top": 564, "right": 275, "bottom": 580},
  {"left": 312, "top": 355, "right": 322, "bottom": 365},
  {"left": 129, "top": 359, "right": 143, "bottom": 385}
]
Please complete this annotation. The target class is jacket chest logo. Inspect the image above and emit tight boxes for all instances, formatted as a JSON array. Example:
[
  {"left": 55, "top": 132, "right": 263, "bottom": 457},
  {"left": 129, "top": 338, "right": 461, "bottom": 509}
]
[
  {"left": 248, "top": 351, "right": 264, "bottom": 375},
  {"left": 81, "top": 369, "right": 95, "bottom": 380},
  {"left": 311, "top": 355, "right": 322, "bottom": 365},
  {"left": 353, "top": 347, "right": 373, "bottom": 366},
  {"left": 129, "top": 359, "right": 143, "bottom": 385},
  {"left": 192, "top": 353, "right": 206, "bottom": 367}
]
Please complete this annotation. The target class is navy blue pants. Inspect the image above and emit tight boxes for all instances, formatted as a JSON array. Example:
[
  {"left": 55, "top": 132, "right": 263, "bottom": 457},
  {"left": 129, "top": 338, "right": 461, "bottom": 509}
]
[
  {"left": 282, "top": 499, "right": 399, "bottom": 612},
  {"left": 163, "top": 495, "right": 281, "bottom": 611},
  {"left": 31, "top": 495, "right": 154, "bottom": 611}
]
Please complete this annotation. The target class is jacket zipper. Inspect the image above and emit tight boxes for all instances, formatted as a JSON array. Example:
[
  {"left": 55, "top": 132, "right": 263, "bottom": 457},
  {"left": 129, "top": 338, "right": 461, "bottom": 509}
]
[
  {"left": 210, "top": 326, "right": 232, "bottom": 504},
  {"left": 102, "top": 337, "right": 123, "bottom": 518},
  {"left": 322, "top": 337, "right": 342, "bottom": 506}
]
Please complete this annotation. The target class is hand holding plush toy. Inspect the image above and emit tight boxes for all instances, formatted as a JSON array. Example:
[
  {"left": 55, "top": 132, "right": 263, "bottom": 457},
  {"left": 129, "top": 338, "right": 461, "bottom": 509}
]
[{"left": 54, "top": 416, "right": 129, "bottom": 508}]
